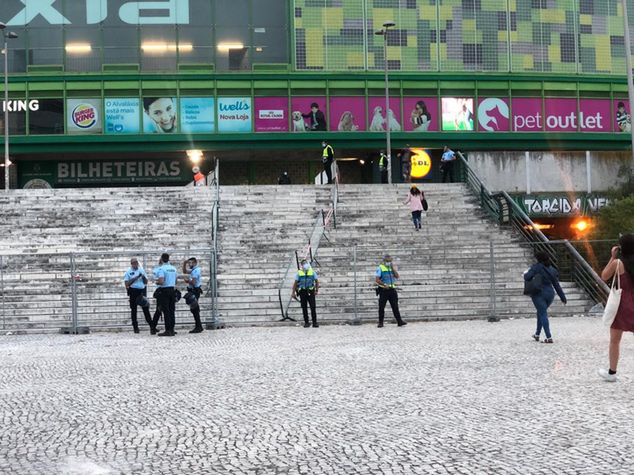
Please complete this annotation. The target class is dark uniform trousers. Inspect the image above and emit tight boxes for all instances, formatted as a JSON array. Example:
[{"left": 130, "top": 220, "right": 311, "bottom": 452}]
[
  {"left": 323, "top": 160, "right": 333, "bottom": 184},
  {"left": 299, "top": 289, "right": 317, "bottom": 325},
  {"left": 378, "top": 288, "right": 404, "bottom": 325},
  {"left": 441, "top": 161, "right": 454, "bottom": 183},
  {"left": 156, "top": 287, "right": 176, "bottom": 333},
  {"left": 128, "top": 288, "right": 153, "bottom": 331},
  {"left": 188, "top": 287, "right": 203, "bottom": 328}
]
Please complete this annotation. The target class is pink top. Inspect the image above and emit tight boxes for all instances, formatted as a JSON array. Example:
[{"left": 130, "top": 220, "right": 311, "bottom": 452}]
[{"left": 404, "top": 192, "right": 424, "bottom": 212}]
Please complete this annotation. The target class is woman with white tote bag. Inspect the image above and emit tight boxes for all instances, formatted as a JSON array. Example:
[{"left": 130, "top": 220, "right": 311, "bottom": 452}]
[{"left": 598, "top": 234, "right": 634, "bottom": 382}]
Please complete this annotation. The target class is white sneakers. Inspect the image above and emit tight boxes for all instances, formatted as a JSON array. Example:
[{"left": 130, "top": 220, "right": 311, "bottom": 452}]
[{"left": 598, "top": 368, "right": 617, "bottom": 382}]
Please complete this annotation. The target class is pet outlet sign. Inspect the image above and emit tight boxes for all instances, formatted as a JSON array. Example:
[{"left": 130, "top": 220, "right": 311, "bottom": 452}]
[{"left": 3, "top": 0, "right": 190, "bottom": 25}]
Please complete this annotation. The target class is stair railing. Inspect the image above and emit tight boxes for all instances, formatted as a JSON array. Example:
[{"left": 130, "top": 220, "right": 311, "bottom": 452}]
[
  {"left": 457, "top": 151, "right": 610, "bottom": 304},
  {"left": 209, "top": 158, "right": 221, "bottom": 326}
]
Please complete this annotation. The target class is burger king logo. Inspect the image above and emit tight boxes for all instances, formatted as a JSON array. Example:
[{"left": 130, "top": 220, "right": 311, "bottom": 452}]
[{"left": 72, "top": 103, "right": 98, "bottom": 129}]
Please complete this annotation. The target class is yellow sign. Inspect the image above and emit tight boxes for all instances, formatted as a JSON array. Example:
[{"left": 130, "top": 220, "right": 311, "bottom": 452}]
[{"left": 409, "top": 148, "right": 432, "bottom": 179}]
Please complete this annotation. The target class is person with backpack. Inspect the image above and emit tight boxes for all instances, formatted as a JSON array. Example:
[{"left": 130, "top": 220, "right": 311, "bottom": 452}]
[
  {"left": 523, "top": 251, "right": 567, "bottom": 343},
  {"left": 403, "top": 185, "right": 426, "bottom": 231},
  {"left": 598, "top": 234, "right": 634, "bottom": 382}
]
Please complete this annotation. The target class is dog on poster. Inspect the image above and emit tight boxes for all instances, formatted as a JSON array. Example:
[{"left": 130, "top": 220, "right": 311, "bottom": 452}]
[
  {"left": 292, "top": 111, "right": 307, "bottom": 132},
  {"left": 369, "top": 106, "right": 385, "bottom": 132}
]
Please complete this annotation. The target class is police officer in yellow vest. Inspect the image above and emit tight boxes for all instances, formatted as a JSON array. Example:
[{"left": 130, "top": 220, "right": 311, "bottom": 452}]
[
  {"left": 378, "top": 150, "right": 388, "bottom": 183},
  {"left": 375, "top": 254, "right": 407, "bottom": 328},
  {"left": 292, "top": 259, "right": 320, "bottom": 328},
  {"left": 321, "top": 140, "right": 335, "bottom": 184}
]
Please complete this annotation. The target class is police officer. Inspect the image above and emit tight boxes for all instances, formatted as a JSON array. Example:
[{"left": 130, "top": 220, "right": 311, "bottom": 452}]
[
  {"left": 154, "top": 253, "right": 178, "bottom": 337},
  {"left": 123, "top": 258, "right": 155, "bottom": 334},
  {"left": 378, "top": 150, "right": 388, "bottom": 184},
  {"left": 291, "top": 259, "right": 320, "bottom": 328},
  {"left": 321, "top": 140, "right": 335, "bottom": 184},
  {"left": 441, "top": 145, "right": 457, "bottom": 183},
  {"left": 182, "top": 257, "right": 204, "bottom": 333},
  {"left": 375, "top": 254, "right": 407, "bottom": 328}
]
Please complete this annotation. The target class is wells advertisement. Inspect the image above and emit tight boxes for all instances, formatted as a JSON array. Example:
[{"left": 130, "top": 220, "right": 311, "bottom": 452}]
[{"left": 19, "top": 159, "right": 194, "bottom": 188}]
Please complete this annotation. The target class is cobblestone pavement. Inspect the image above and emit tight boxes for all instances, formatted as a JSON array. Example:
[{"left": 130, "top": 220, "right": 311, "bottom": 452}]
[{"left": 0, "top": 317, "right": 633, "bottom": 475}]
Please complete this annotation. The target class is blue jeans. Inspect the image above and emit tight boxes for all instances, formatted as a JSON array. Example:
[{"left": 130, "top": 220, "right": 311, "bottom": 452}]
[
  {"left": 531, "top": 291, "right": 555, "bottom": 339},
  {"left": 411, "top": 210, "right": 422, "bottom": 229}
]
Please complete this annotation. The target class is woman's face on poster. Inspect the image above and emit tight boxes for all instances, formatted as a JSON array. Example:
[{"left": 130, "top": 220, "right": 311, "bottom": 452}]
[{"left": 147, "top": 98, "right": 176, "bottom": 132}]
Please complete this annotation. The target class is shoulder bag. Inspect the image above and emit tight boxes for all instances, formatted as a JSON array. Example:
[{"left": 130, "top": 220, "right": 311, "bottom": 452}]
[
  {"left": 523, "top": 268, "right": 544, "bottom": 296},
  {"left": 602, "top": 260, "right": 622, "bottom": 327},
  {"left": 421, "top": 192, "right": 428, "bottom": 211}
]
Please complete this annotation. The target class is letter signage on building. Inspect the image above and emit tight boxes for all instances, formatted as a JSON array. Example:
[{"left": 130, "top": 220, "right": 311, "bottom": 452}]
[
  {"left": 513, "top": 194, "right": 610, "bottom": 217},
  {"left": 217, "top": 97, "right": 252, "bottom": 133},
  {"left": 18, "top": 159, "right": 192, "bottom": 187},
  {"left": 67, "top": 99, "right": 102, "bottom": 134}
]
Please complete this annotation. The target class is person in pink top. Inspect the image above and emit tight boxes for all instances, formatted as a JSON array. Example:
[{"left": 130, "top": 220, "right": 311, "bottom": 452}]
[
  {"left": 599, "top": 234, "right": 634, "bottom": 382},
  {"left": 403, "top": 185, "right": 424, "bottom": 231}
]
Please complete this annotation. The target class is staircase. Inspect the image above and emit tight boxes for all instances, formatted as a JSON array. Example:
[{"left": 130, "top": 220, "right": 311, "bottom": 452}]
[
  {"left": 215, "top": 185, "right": 330, "bottom": 324},
  {"left": 0, "top": 187, "right": 214, "bottom": 332},
  {"left": 283, "top": 184, "right": 594, "bottom": 323}
]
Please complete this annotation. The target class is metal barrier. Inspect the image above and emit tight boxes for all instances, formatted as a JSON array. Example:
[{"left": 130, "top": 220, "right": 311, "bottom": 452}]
[
  {"left": 457, "top": 151, "right": 610, "bottom": 305},
  {"left": 0, "top": 249, "right": 215, "bottom": 334},
  {"left": 209, "top": 158, "right": 222, "bottom": 328}
]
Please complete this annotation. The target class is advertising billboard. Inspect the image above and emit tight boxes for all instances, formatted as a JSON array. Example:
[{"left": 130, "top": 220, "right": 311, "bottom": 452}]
[
  {"left": 180, "top": 97, "right": 215, "bottom": 134},
  {"left": 403, "top": 98, "right": 438, "bottom": 132},
  {"left": 290, "top": 97, "right": 327, "bottom": 132},
  {"left": 441, "top": 98, "right": 474, "bottom": 131},
  {"left": 409, "top": 148, "right": 433, "bottom": 180},
  {"left": 614, "top": 99, "right": 631, "bottom": 132},
  {"left": 329, "top": 97, "right": 365, "bottom": 132},
  {"left": 543, "top": 98, "right": 577, "bottom": 132},
  {"left": 67, "top": 99, "right": 102, "bottom": 135},
  {"left": 578, "top": 99, "right": 611, "bottom": 132},
  {"left": 255, "top": 97, "right": 288, "bottom": 132},
  {"left": 368, "top": 97, "right": 402, "bottom": 132},
  {"left": 143, "top": 97, "right": 178, "bottom": 134},
  {"left": 512, "top": 98, "right": 542, "bottom": 132},
  {"left": 477, "top": 98, "right": 510, "bottom": 132},
  {"left": 29, "top": 99, "right": 64, "bottom": 135},
  {"left": 105, "top": 98, "right": 140, "bottom": 134},
  {"left": 217, "top": 97, "right": 252, "bottom": 133}
]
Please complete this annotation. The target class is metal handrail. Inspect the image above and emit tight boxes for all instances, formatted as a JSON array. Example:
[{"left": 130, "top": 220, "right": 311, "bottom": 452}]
[
  {"left": 210, "top": 158, "right": 220, "bottom": 324},
  {"left": 457, "top": 151, "right": 610, "bottom": 304}
]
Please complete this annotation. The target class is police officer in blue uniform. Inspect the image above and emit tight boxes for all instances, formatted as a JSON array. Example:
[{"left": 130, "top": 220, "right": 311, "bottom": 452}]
[
  {"left": 154, "top": 253, "right": 178, "bottom": 337},
  {"left": 123, "top": 257, "right": 155, "bottom": 334},
  {"left": 375, "top": 254, "right": 407, "bottom": 328},
  {"left": 182, "top": 257, "right": 204, "bottom": 333},
  {"left": 291, "top": 259, "right": 320, "bottom": 328}
]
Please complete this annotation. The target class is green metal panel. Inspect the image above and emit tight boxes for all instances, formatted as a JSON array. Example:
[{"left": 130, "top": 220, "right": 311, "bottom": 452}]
[
  {"left": 330, "top": 80, "right": 365, "bottom": 89},
  {"left": 476, "top": 81, "right": 510, "bottom": 90},
  {"left": 141, "top": 81, "right": 179, "bottom": 90},
  {"left": 543, "top": 82, "right": 578, "bottom": 91},
  {"left": 28, "top": 82, "right": 64, "bottom": 92},
  {"left": 579, "top": 83, "right": 611, "bottom": 92},
  {"left": 510, "top": 81, "right": 542, "bottom": 90},
  {"left": 216, "top": 80, "right": 252, "bottom": 90},
  {"left": 0, "top": 83, "right": 27, "bottom": 92},
  {"left": 104, "top": 81, "right": 141, "bottom": 90},
  {"left": 612, "top": 84, "right": 629, "bottom": 93},
  {"left": 66, "top": 82, "right": 103, "bottom": 91},
  {"left": 254, "top": 80, "right": 288, "bottom": 89},
  {"left": 178, "top": 80, "right": 215, "bottom": 89},
  {"left": 290, "top": 80, "right": 327, "bottom": 89},
  {"left": 439, "top": 81, "right": 476, "bottom": 89},
  {"left": 367, "top": 80, "right": 400, "bottom": 89},
  {"left": 402, "top": 81, "right": 438, "bottom": 89}
]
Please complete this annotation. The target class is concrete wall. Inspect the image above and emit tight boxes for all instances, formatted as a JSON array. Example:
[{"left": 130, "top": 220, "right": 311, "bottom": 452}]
[{"left": 469, "top": 151, "right": 631, "bottom": 193}]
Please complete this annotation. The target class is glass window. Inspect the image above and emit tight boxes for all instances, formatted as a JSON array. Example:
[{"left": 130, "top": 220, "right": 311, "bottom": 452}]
[
  {"left": 3, "top": 27, "right": 27, "bottom": 73},
  {"left": 103, "top": 27, "right": 139, "bottom": 65},
  {"left": 215, "top": 0, "right": 249, "bottom": 26},
  {"left": 28, "top": 28, "right": 64, "bottom": 66},
  {"left": 177, "top": 26, "right": 214, "bottom": 64},
  {"left": 64, "top": 28, "right": 102, "bottom": 72},
  {"left": 140, "top": 26, "right": 178, "bottom": 71},
  {"left": 186, "top": 0, "right": 214, "bottom": 27},
  {"left": 29, "top": 99, "right": 64, "bottom": 135},
  {"left": 253, "top": 27, "right": 288, "bottom": 64},
  {"left": 215, "top": 26, "right": 250, "bottom": 70}
]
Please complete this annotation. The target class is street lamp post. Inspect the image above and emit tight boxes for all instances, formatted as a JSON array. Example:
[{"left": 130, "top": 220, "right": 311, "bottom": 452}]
[
  {"left": 375, "top": 21, "right": 396, "bottom": 184},
  {"left": 622, "top": 0, "right": 634, "bottom": 169},
  {"left": 1, "top": 24, "right": 18, "bottom": 191}
]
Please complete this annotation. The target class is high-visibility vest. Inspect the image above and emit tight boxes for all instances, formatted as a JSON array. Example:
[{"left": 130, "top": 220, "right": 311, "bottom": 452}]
[
  {"left": 379, "top": 154, "right": 386, "bottom": 169},
  {"left": 322, "top": 145, "right": 334, "bottom": 160},
  {"left": 297, "top": 268, "right": 316, "bottom": 290},
  {"left": 378, "top": 264, "right": 396, "bottom": 288}
]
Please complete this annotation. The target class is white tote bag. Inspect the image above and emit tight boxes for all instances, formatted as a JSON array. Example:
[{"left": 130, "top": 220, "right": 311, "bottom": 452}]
[{"left": 602, "top": 260, "right": 622, "bottom": 327}]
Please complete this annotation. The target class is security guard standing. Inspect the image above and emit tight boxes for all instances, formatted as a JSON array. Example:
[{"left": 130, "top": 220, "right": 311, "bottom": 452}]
[
  {"left": 154, "top": 253, "right": 178, "bottom": 337},
  {"left": 321, "top": 140, "right": 335, "bottom": 184},
  {"left": 378, "top": 150, "right": 388, "bottom": 183},
  {"left": 291, "top": 259, "right": 320, "bottom": 328},
  {"left": 123, "top": 257, "right": 155, "bottom": 334},
  {"left": 182, "top": 257, "right": 204, "bottom": 333},
  {"left": 375, "top": 254, "right": 407, "bottom": 328}
]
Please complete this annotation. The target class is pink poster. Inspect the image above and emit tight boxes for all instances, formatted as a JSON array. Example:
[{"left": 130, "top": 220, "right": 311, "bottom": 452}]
[
  {"left": 329, "top": 97, "right": 365, "bottom": 132},
  {"left": 367, "top": 97, "right": 402, "bottom": 132},
  {"left": 544, "top": 98, "right": 577, "bottom": 132},
  {"left": 290, "top": 97, "right": 327, "bottom": 132},
  {"left": 578, "top": 99, "right": 611, "bottom": 133},
  {"left": 403, "top": 97, "right": 438, "bottom": 132},
  {"left": 477, "top": 98, "right": 510, "bottom": 132},
  {"left": 614, "top": 99, "right": 631, "bottom": 133},
  {"left": 512, "top": 98, "right": 543, "bottom": 132},
  {"left": 254, "top": 97, "right": 288, "bottom": 132}
]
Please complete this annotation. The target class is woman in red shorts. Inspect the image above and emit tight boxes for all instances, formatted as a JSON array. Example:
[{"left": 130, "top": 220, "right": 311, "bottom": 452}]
[{"left": 599, "top": 234, "right": 634, "bottom": 382}]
